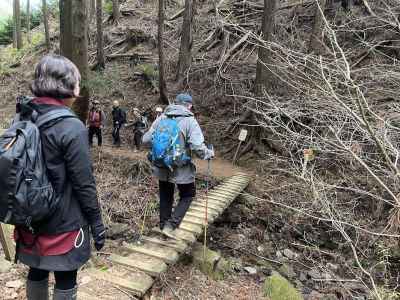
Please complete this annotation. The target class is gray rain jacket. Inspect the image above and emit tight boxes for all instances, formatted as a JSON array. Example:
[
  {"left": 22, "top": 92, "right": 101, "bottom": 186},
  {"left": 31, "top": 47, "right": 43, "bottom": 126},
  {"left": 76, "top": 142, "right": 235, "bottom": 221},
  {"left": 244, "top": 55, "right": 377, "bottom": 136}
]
[{"left": 142, "top": 104, "right": 213, "bottom": 184}]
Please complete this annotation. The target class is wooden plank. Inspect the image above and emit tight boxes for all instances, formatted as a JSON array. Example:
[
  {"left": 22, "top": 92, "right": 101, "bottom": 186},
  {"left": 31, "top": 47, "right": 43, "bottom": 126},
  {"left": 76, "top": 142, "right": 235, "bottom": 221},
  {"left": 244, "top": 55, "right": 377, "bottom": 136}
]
[
  {"left": 193, "top": 200, "right": 225, "bottom": 210},
  {"left": 0, "top": 223, "right": 15, "bottom": 261},
  {"left": 122, "top": 241, "right": 179, "bottom": 264},
  {"left": 79, "top": 291, "right": 105, "bottom": 300},
  {"left": 140, "top": 236, "right": 188, "bottom": 253},
  {"left": 209, "top": 190, "right": 238, "bottom": 198},
  {"left": 189, "top": 206, "right": 219, "bottom": 217},
  {"left": 190, "top": 203, "right": 222, "bottom": 214},
  {"left": 182, "top": 215, "right": 207, "bottom": 226},
  {"left": 110, "top": 253, "right": 167, "bottom": 277},
  {"left": 90, "top": 268, "right": 153, "bottom": 297},
  {"left": 186, "top": 211, "right": 217, "bottom": 222},
  {"left": 179, "top": 222, "right": 203, "bottom": 235},
  {"left": 152, "top": 227, "right": 196, "bottom": 244}
]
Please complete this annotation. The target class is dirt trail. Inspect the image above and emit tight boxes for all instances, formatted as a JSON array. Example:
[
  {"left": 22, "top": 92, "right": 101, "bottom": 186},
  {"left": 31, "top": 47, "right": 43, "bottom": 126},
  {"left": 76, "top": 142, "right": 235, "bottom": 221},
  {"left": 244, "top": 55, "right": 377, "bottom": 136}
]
[{"left": 100, "top": 145, "right": 248, "bottom": 179}]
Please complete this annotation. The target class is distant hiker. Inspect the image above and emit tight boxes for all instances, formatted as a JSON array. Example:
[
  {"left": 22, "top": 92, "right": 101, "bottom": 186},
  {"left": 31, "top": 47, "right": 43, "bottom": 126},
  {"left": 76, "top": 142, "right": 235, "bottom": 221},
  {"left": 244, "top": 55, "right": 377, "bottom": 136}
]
[
  {"left": 87, "top": 100, "right": 106, "bottom": 147},
  {"left": 126, "top": 108, "right": 149, "bottom": 151},
  {"left": 143, "top": 93, "right": 214, "bottom": 239},
  {"left": 155, "top": 106, "right": 163, "bottom": 119},
  {"left": 0, "top": 55, "right": 105, "bottom": 300},
  {"left": 111, "top": 100, "right": 126, "bottom": 147}
]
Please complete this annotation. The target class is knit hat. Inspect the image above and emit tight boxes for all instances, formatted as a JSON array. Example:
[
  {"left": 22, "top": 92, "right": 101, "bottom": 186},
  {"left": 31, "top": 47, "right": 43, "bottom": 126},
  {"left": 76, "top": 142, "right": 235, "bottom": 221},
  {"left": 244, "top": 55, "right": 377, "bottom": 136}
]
[{"left": 175, "top": 93, "right": 193, "bottom": 104}]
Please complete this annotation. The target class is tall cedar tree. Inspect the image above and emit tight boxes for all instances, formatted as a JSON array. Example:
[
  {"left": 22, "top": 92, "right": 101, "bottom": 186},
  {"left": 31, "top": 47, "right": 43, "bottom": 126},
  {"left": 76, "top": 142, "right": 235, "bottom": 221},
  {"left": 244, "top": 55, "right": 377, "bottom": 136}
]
[
  {"left": 158, "top": 0, "right": 169, "bottom": 104},
  {"left": 14, "top": 0, "right": 23, "bottom": 49},
  {"left": 113, "top": 0, "right": 120, "bottom": 23},
  {"left": 42, "top": 0, "right": 51, "bottom": 51},
  {"left": 59, "top": 0, "right": 90, "bottom": 122},
  {"left": 308, "top": 0, "right": 327, "bottom": 54},
  {"left": 26, "top": 0, "right": 30, "bottom": 43},
  {"left": 176, "top": 0, "right": 194, "bottom": 84},
  {"left": 255, "top": 0, "right": 276, "bottom": 95},
  {"left": 96, "top": 0, "right": 105, "bottom": 69}
]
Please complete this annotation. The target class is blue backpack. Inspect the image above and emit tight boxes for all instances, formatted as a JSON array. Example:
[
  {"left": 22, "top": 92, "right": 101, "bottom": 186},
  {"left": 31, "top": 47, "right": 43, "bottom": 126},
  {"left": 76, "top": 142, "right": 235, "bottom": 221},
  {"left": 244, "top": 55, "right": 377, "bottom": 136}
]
[{"left": 149, "top": 117, "right": 191, "bottom": 170}]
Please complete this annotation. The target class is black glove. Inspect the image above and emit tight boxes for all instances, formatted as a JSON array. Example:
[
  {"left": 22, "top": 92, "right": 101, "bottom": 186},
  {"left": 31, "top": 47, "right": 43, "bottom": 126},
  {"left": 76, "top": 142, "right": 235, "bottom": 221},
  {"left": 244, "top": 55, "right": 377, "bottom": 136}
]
[{"left": 91, "top": 222, "right": 106, "bottom": 251}]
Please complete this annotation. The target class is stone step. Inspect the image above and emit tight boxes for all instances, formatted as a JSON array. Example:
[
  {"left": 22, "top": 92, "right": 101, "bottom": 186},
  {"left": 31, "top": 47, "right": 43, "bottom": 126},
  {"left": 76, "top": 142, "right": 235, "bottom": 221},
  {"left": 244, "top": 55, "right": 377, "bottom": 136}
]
[
  {"left": 89, "top": 267, "right": 153, "bottom": 297},
  {"left": 122, "top": 241, "right": 179, "bottom": 265},
  {"left": 179, "top": 222, "right": 203, "bottom": 235},
  {"left": 109, "top": 253, "right": 167, "bottom": 277},
  {"left": 140, "top": 236, "right": 188, "bottom": 253}
]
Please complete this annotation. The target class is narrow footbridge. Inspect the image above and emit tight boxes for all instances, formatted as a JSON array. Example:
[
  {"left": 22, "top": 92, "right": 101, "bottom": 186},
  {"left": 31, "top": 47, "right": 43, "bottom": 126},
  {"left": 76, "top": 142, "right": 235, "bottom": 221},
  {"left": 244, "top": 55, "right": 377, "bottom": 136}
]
[{"left": 80, "top": 173, "right": 250, "bottom": 299}]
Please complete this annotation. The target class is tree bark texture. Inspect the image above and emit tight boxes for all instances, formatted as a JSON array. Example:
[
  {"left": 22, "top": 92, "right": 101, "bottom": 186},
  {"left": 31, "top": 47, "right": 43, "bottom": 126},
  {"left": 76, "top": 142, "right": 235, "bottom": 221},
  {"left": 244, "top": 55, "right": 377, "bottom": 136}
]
[
  {"left": 71, "top": 0, "right": 90, "bottom": 122},
  {"left": 308, "top": 0, "right": 327, "bottom": 55},
  {"left": 91, "top": 0, "right": 96, "bottom": 20},
  {"left": 158, "top": 0, "right": 169, "bottom": 104},
  {"left": 42, "top": 0, "right": 51, "bottom": 51},
  {"left": 96, "top": 0, "right": 105, "bottom": 69},
  {"left": 255, "top": 0, "right": 276, "bottom": 96},
  {"left": 59, "top": 0, "right": 73, "bottom": 59},
  {"left": 176, "top": 0, "right": 194, "bottom": 84},
  {"left": 113, "top": 0, "right": 120, "bottom": 23},
  {"left": 26, "top": 0, "right": 31, "bottom": 43},
  {"left": 12, "top": 0, "right": 17, "bottom": 48},
  {"left": 14, "top": 0, "right": 23, "bottom": 49}
]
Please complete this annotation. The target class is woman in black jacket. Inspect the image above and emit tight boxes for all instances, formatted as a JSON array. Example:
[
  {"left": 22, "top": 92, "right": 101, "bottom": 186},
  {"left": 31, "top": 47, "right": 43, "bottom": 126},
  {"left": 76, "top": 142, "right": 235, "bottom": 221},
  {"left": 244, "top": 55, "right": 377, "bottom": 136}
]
[{"left": 16, "top": 55, "right": 106, "bottom": 300}]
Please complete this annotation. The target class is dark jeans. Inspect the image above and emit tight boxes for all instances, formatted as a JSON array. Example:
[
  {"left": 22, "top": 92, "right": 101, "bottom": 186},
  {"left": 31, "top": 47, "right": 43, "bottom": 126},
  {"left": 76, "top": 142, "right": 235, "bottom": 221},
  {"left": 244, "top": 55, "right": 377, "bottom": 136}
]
[
  {"left": 159, "top": 181, "right": 196, "bottom": 229},
  {"left": 112, "top": 124, "right": 121, "bottom": 146},
  {"left": 28, "top": 268, "right": 77, "bottom": 290},
  {"left": 88, "top": 126, "right": 102, "bottom": 146},
  {"left": 134, "top": 130, "right": 144, "bottom": 150}
]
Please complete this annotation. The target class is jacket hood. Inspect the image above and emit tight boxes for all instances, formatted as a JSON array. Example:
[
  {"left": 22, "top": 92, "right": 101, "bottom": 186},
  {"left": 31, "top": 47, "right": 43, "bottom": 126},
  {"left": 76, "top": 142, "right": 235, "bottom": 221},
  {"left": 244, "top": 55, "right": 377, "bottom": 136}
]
[{"left": 164, "top": 104, "right": 193, "bottom": 117}]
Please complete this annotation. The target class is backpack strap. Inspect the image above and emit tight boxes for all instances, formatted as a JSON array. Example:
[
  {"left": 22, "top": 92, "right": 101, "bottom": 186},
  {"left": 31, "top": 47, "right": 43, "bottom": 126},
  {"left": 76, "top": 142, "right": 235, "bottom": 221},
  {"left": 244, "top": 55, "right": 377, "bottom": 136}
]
[{"left": 35, "top": 109, "right": 77, "bottom": 128}]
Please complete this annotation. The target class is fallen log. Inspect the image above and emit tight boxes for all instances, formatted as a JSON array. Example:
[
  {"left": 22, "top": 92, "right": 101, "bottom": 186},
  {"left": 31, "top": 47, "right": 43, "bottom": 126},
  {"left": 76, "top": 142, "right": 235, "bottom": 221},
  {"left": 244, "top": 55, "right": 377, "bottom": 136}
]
[
  {"left": 107, "top": 52, "right": 152, "bottom": 59},
  {"left": 168, "top": 8, "right": 185, "bottom": 21}
]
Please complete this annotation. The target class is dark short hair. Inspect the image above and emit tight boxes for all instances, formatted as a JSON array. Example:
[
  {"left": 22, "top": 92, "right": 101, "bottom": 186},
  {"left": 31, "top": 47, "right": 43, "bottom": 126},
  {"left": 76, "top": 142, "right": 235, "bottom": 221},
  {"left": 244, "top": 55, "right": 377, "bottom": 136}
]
[{"left": 31, "top": 55, "right": 81, "bottom": 99}]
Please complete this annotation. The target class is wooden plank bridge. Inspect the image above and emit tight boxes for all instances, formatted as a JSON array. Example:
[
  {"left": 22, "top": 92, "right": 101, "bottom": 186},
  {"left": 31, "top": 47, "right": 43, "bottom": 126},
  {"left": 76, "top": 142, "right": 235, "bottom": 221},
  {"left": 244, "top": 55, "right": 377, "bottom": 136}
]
[
  {"left": 0, "top": 172, "right": 250, "bottom": 299},
  {"left": 80, "top": 173, "right": 250, "bottom": 299}
]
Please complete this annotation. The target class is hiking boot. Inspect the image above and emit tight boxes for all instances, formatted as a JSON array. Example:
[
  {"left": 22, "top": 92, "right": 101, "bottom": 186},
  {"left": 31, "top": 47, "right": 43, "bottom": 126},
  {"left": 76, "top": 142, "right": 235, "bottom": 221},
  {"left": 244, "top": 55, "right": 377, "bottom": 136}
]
[
  {"left": 161, "top": 223, "right": 176, "bottom": 239},
  {"left": 53, "top": 286, "right": 78, "bottom": 300},
  {"left": 27, "top": 279, "right": 49, "bottom": 300}
]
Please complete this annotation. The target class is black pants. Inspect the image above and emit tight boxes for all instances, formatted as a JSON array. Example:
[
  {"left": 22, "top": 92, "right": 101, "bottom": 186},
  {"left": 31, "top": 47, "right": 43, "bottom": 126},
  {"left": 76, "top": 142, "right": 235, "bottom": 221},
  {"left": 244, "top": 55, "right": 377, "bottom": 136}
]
[
  {"left": 28, "top": 268, "right": 77, "bottom": 290},
  {"left": 159, "top": 181, "right": 196, "bottom": 229},
  {"left": 134, "top": 130, "right": 143, "bottom": 150},
  {"left": 112, "top": 124, "right": 121, "bottom": 146},
  {"left": 89, "top": 127, "right": 102, "bottom": 146}
]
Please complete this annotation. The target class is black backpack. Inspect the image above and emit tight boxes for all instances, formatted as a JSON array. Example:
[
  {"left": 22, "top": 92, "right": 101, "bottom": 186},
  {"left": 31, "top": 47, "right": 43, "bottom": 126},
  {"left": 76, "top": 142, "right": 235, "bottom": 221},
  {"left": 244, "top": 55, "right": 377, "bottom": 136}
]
[{"left": 0, "top": 103, "right": 76, "bottom": 232}]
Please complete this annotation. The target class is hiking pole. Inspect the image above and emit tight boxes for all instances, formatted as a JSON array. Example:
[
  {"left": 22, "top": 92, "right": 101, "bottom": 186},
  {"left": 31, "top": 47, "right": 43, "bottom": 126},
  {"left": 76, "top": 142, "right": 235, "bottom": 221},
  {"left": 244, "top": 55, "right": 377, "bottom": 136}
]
[{"left": 203, "top": 145, "right": 213, "bottom": 260}]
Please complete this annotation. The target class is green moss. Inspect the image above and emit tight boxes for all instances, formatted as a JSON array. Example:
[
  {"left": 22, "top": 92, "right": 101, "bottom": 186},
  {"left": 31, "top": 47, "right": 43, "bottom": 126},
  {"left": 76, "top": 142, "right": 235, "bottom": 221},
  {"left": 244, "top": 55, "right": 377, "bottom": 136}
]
[{"left": 263, "top": 273, "right": 303, "bottom": 300}]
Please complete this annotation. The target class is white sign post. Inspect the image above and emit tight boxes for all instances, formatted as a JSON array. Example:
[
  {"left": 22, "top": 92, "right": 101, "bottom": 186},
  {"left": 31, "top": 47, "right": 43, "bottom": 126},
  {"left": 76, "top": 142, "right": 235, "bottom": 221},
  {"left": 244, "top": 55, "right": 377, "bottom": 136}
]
[{"left": 233, "top": 129, "right": 248, "bottom": 164}]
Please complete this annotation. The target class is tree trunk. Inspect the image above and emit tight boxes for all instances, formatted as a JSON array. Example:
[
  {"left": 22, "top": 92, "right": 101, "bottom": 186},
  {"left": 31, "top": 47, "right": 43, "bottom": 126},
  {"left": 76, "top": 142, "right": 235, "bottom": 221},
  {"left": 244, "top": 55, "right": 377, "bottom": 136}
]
[
  {"left": 255, "top": 0, "right": 276, "bottom": 96},
  {"left": 158, "top": 0, "right": 169, "bottom": 104},
  {"left": 112, "top": 0, "right": 120, "bottom": 23},
  {"left": 91, "top": 0, "right": 96, "bottom": 20},
  {"left": 26, "top": 0, "right": 30, "bottom": 43},
  {"left": 14, "top": 0, "right": 23, "bottom": 49},
  {"left": 59, "top": 0, "right": 73, "bottom": 59},
  {"left": 308, "top": 0, "right": 326, "bottom": 55},
  {"left": 176, "top": 0, "right": 194, "bottom": 84},
  {"left": 71, "top": 0, "right": 90, "bottom": 122},
  {"left": 96, "top": 0, "right": 105, "bottom": 69},
  {"left": 42, "top": 0, "right": 50, "bottom": 51},
  {"left": 12, "top": 0, "right": 17, "bottom": 48}
]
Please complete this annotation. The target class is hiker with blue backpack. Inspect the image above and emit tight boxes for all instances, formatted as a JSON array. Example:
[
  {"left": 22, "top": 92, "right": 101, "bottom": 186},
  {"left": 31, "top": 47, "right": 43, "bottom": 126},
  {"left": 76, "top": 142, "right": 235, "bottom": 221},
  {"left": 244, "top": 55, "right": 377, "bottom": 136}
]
[
  {"left": 0, "top": 55, "right": 105, "bottom": 300},
  {"left": 143, "top": 93, "right": 214, "bottom": 239}
]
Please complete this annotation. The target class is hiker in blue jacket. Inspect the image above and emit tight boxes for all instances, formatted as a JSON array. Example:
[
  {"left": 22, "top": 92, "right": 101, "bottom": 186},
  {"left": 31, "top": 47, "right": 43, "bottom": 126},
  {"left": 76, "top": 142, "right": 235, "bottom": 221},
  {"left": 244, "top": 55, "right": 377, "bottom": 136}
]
[{"left": 142, "top": 93, "right": 214, "bottom": 238}]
